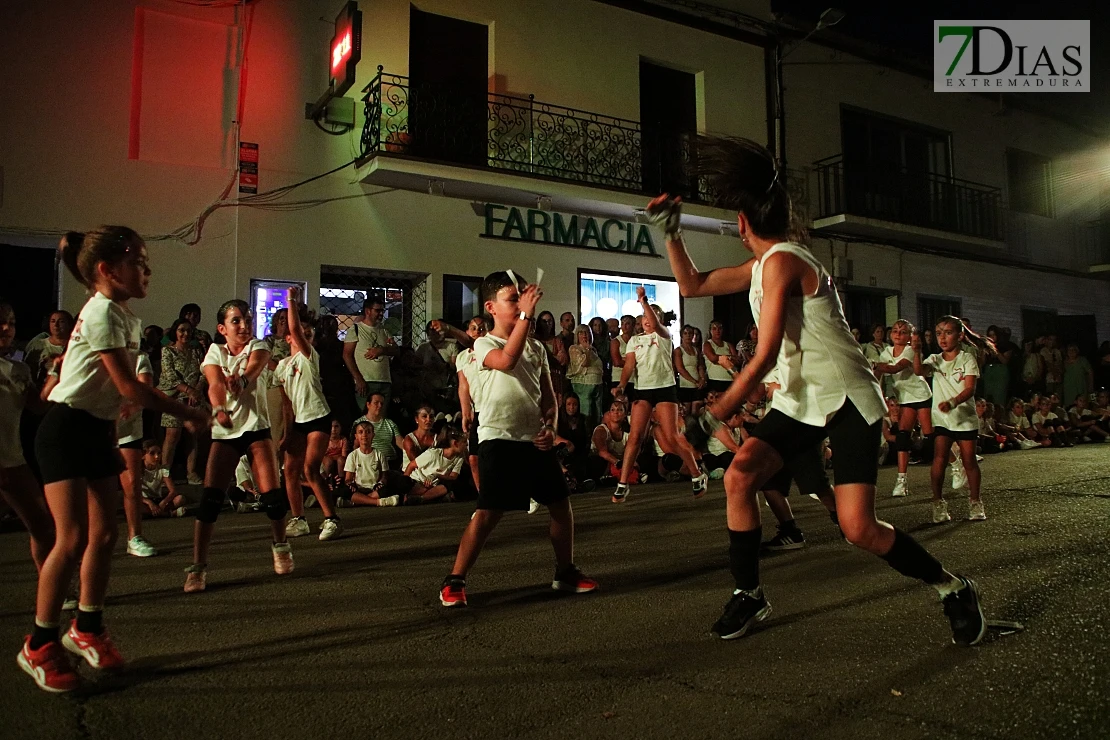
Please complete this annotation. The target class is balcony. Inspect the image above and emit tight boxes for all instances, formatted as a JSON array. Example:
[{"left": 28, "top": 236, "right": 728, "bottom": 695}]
[
  {"left": 357, "top": 67, "right": 715, "bottom": 223},
  {"left": 811, "top": 154, "right": 1005, "bottom": 252}
]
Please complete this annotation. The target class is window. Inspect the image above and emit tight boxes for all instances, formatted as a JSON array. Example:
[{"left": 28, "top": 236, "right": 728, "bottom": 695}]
[
  {"left": 579, "top": 270, "right": 682, "bottom": 328},
  {"left": 318, "top": 266, "right": 428, "bottom": 347},
  {"left": 842, "top": 107, "right": 950, "bottom": 176},
  {"left": 442, "top": 274, "right": 483, "bottom": 329},
  {"left": 917, "top": 295, "right": 962, "bottom": 337},
  {"left": 1007, "top": 148, "right": 1054, "bottom": 217},
  {"left": 249, "top": 278, "right": 308, "bottom": 340}
]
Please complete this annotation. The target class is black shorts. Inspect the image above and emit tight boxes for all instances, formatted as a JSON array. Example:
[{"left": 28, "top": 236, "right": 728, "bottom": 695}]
[
  {"left": 213, "top": 428, "right": 273, "bottom": 457},
  {"left": 468, "top": 413, "right": 480, "bottom": 457},
  {"left": 629, "top": 385, "right": 678, "bottom": 406},
  {"left": 707, "top": 379, "right": 732, "bottom": 393},
  {"left": 36, "top": 404, "right": 124, "bottom": 484},
  {"left": 750, "top": 400, "right": 880, "bottom": 487},
  {"left": 677, "top": 386, "right": 703, "bottom": 403},
  {"left": 933, "top": 426, "right": 978, "bottom": 442},
  {"left": 762, "top": 443, "right": 830, "bottom": 497},
  {"left": 899, "top": 399, "right": 931, "bottom": 410},
  {"left": 477, "top": 439, "right": 569, "bottom": 511},
  {"left": 292, "top": 414, "right": 333, "bottom": 438},
  {"left": 119, "top": 438, "right": 145, "bottom": 450}
]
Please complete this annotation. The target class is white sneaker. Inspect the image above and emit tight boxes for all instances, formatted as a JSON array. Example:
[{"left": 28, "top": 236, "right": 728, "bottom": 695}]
[
  {"left": 950, "top": 464, "right": 968, "bottom": 491},
  {"left": 304, "top": 495, "right": 317, "bottom": 509},
  {"left": 527, "top": 499, "right": 540, "bottom": 514},
  {"left": 975, "top": 455, "right": 984, "bottom": 463},
  {"left": 692, "top": 472, "right": 709, "bottom": 499},
  {"left": 968, "top": 500, "right": 987, "bottom": 521},
  {"left": 1019, "top": 439, "right": 1039, "bottom": 450},
  {"left": 709, "top": 468, "right": 725, "bottom": 480},
  {"left": 285, "top": 516, "right": 310, "bottom": 537},
  {"left": 171, "top": 506, "right": 187, "bottom": 518},
  {"left": 318, "top": 518, "right": 342, "bottom": 541},
  {"left": 272, "top": 542, "right": 294, "bottom": 575},
  {"left": 932, "top": 499, "right": 952, "bottom": 524},
  {"left": 379, "top": 495, "right": 400, "bottom": 507},
  {"left": 126, "top": 535, "right": 157, "bottom": 558},
  {"left": 892, "top": 474, "right": 909, "bottom": 498}
]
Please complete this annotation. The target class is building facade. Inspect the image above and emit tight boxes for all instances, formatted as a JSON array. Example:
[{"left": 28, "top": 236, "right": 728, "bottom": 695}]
[{"left": 1, "top": 0, "right": 1107, "bottom": 351}]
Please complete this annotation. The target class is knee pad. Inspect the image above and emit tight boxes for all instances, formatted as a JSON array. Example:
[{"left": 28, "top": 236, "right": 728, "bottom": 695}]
[
  {"left": 895, "top": 430, "right": 912, "bottom": 452},
  {"left": 259, "top": 489, "right": 289, "bottom": 521},
  {"left": 196, "top": 487, "right": 226, "bottom": 524}
]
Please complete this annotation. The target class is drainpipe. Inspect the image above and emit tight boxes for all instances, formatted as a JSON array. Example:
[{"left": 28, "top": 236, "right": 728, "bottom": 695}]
[{"left": 775, "top": 40, "right": 787, "bottom": 171}]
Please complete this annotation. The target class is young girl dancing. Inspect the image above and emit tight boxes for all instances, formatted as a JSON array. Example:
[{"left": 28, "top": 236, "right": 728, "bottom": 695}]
[
  {"left": 0, "top": 301, "right": 55, "bottom": 575},
  {"left": 276, "top": 287, "right": 342, "bottom": 541},
  {"left": 611, "top": 288, "right": 706, "bottom": 503},
  {"left": 873, "top": 319, "right": 933, "bottom": 498},
  {"left": 18, "top": 227, "right": 212, "bottom": 693},
  {"left": 650, "top": 136, "right": 985, "bottom": 647},
  {"left": 186, "top": 299, "right": 291, "bottom": 594},
  {"left": 912, "top": 317, "right": 988, "bottom": 523},
  {"left": 440, "top": 271, "right": 596, "bottom": 607},
  {"left": 118, "top": 351, "right": 159, "bottom": 556}
]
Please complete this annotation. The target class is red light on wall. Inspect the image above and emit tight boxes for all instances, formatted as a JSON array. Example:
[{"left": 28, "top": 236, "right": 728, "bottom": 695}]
[{"left": 328, "top": 2, "right": 361, "bottom": 96}]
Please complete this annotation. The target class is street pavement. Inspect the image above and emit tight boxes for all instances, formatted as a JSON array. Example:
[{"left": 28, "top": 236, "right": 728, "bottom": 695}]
[{"left": 1, "top": 445, "right": 1108, "bottom": 740}]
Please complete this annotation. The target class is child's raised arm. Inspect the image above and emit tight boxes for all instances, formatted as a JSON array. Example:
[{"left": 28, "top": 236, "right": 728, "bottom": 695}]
[{"left": 285, "top": 286, "right": 312, "bottom": 358}]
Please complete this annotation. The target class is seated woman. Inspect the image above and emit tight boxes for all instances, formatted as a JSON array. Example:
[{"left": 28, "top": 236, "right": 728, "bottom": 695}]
[
  {"left": 556, "top": 393, "right": 594, "bottom": 491},
  {"left": 401, "top": 405, "right": 437, "bottom": 475}
]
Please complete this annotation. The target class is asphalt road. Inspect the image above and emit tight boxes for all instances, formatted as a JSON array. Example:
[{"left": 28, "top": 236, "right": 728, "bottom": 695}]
[{"left": 2, "top": 446, "right": 1109, "bottom": 740}]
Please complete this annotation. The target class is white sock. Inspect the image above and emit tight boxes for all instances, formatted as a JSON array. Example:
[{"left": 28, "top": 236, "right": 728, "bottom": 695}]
[
  {"left": 932, "top": 573, "right": 964, "bottom": 598},
  {"left": 733, "top": 585, "right": 763, "bottom": 599}
]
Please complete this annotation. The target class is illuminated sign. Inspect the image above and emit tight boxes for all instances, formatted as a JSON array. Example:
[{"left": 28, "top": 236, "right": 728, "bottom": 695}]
[{"left": 329, "top": 2, "right": 362, "bottom": 96}]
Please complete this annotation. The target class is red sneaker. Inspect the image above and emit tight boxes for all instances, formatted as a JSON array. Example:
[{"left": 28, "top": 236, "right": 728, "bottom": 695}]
[
  {"left": 439, "top": 576, "right": 467, "bottom": 607},
  {"left": 62, "top": 623, "right": 126, "bottom": 670},
  {"left": 552, "top": 565, "right": 599, "bottom": 594},
  {"left": 17, "top": 637, "right": 79, "bottom": 693}
]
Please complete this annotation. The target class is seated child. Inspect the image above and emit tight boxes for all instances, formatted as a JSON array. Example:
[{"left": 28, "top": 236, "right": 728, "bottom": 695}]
[
  {"left": 351, "top": 392, "right": 405, "bottom": 465},
  {"left": 589, "top": 400, "right": 641, "bottom": 483},
  {"left": 228, "top": 455, "right": 261, "bottom": 513},
  {"left": 406, "top": 425, "right": 468, "bottom": 503},
  {"left": 1093, "top": 390, "right": 1110, "bottom": 435},
  {"left": 1031, "top": 397, "right": 1074, "bottom": 447},
  {"left": 1069, "top": 394, "right": 1110, "bottom": 442},
  {"left": 975, "top": 399, "right": 1006, "bottom": 454},
  {"left": 996, "top": 398, "right": 1041, "bottom": 450},
  {"left": 704, "top": 411, "right": 743, "bottom": 479},
  {"left": 341, "top": 421, "right": 418, "bottom": 507},
  {"left": 139, "top": 440, "right": 186, "bottom": 517}
]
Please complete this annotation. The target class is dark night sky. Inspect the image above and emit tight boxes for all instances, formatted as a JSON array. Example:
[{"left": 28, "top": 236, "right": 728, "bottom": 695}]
[{"left": 772, "top": 0, "right": 1110, "bottom": 132}]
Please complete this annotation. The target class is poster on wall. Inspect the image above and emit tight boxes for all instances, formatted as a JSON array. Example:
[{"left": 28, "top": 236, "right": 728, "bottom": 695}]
[{"left": 250, "top": 278, "right": 308, "bottom": 340}]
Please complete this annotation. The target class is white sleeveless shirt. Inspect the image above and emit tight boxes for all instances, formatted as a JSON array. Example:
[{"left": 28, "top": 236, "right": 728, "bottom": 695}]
[
  {"left": 749, "top": 243, "right": 885, "bottom": 426},
  {"left": 611, "top": 334, "right": 631, "bottom": 382},
  {"left": 706, "top": 340, "right": 733, "bottom": 381},
  {"left": 677, "top": 345, "right": 699, "bottom": 388}
]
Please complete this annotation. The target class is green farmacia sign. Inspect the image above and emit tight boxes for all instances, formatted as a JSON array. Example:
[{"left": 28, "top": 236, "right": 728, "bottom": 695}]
[{"left": 482, "top": 204, "right": 658, "bottom": 257}]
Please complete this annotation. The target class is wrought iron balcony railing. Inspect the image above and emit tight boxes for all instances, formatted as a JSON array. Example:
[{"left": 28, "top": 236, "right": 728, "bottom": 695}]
[
  {"left": 360, "top": 67, "right": 709, "bottom": 199},
  {"left": 813, "top": 154, "right": 1004, "bottom": 242}
]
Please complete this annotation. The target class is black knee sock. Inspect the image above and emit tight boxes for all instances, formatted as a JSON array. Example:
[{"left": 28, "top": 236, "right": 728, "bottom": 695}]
[
  {"left": 76, "top": 608, "right": 104, "bottom": 635},
  {"left": 728, "top": 528, "right": 762, "bottom": 591},
  {"left": 29, "top": 624, "right": 59, "bottom": 650},
  {"left": 779, "top": 518, "right": 801, "bottom": 534},
  {"left": 880, "top": 527, "right": 945, "bottom": 584}
]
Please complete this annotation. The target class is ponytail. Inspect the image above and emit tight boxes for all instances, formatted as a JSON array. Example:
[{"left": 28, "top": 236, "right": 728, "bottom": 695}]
[
  {"left": 937, "top": 315, "right": 998, "bottom": 359},
  {"left": 59, "top": 226, "right": 142, "bottom": 287},
  {"left": 59, "top": 231, "right": 87, "bottom": 285}
]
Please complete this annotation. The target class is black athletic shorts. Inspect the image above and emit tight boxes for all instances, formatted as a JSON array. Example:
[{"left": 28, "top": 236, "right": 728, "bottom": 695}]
[
  {"left": 750, "top": 400, "right": 881, "bottom": 486},
  {"left": 629, "top": 385, "right": 678, "bottom": 406},
  {"left": 707, "top": 379, "right": 732, "bottom": 394},
  {"left": 36, "top": 403, "right": 124, "bottom": 484},
  {"left": 213, "top": 428, "right": 273, "bottom": 457},
  {"left": 292, "top": 414, "right": 333, "bottom": 438},
  {"left": 119, "top": 438, "right": 145, "bottom": 450},
  {"left": 476, "top": 439, "right": 569, "bottom": 511},
  {"left": 933, "top": 426, "right": 978, "bottom": 442},
  {"left": 899, "top": 399, "right": 931, "bottom": 410},
  {"left": 762, "top": 443, "right": 829, "bottom": 497},
  {"left": 468, "top": 413, "right": 480, "bottom": 457},
  {"left": 677, "top": 386, "right": 703, "bottom": 403}
]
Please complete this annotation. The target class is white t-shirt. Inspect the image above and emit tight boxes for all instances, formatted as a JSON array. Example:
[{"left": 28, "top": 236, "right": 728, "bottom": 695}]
[
  {"left": 23, "top": 337, "right": 64, "bottom": 384},
  {"left": 235, "top": 455, "right": 254, "bottom": 488},
  {"left": 706, "top": 340, "right": 733, "bottom": 382},
  {"left": 0, "top": 357, "right": 33, "bottom": 468},
  {"left": 141, "top": 466, "right": 169, "bottom": 500},
  {"left": 344, "top": 322, "right": 392, "bottom": 382},
  {"left": 708, "top": 425, "right": 742, "bottom": 455},
  {"left": 923, "top": 351, "right": 980, "bottom": 432},
  {"left": 677, "top": 346, "right": 700, "bottom": 389},
  {"left": 627, "top": 332, "right": 675, "bottom": 390},
  {"left": 590, "top": 424, "right": 628, "bottom": 457},
  {"left": 1031, "top": 411, "right": 1059, "bottom": 426},
  {"left": 273, "top": 347, "right": 330, "bottom": 424},
  {"left": 1008, "top": 411, "right": 1031, "bottom": 432},
  {"left": 203, "top": 340, "right": 271, "bottom": 440},
  {"left": 410, "top": 447, "right": 464, "bottom": 485},
  {"left": 611, "top": 334, "right": 632, "bottom": 383},
  {"left": 473, "top": 334, "right": 550, "bottom": 444},
  {"left": 879, "top": 345, "right": 932, "bottom": 404},
  {"left": 344, "top": 446, "right": 388, "bottom": 489},
  {"left": 749, "top": 244, "right": 885, "bottom": 427},
  {"left": 455, "top": 348, "right": 482, "bottom": 412},
  {"left": 118, "top": 352, "right": 153, "bottom": 444},
  {"left": 49, "top": 292, "right": 142, "bottom": 421}
]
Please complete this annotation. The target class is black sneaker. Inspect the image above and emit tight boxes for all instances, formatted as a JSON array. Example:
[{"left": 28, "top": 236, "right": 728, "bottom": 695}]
[
  {"left": 762, "top": 527, "right": 805, "bottom": 551},
  {"left": 711, "top": 589, "right": 772, "bottom": 640},
  {"left": 942, "top": 577, "right": 986, "bottom": 646}
]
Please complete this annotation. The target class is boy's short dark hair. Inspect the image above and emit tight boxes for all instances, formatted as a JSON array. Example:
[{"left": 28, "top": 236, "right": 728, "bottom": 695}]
[
  {"left": 367, "top": 393, "right": 385, "bottom": 405},
  {"left": 355, "top": 420, "right": 374, "bottom": 435},
  {"left": 142, "top": 439, "right": 159, "bottom": 453},
  {"left": 480, "top": 270, "right": 522, "bottom": 306}
]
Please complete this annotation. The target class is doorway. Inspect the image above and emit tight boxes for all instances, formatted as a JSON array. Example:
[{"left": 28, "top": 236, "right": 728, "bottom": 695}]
[
  {"left": 0, "top": 244, "right": 57, "bottom": 344},
  {"left": 640, "top": 60, "right": 697, "bottom": 197},
  {"left": 408, "top": 7, "right": 488, "bottom": 166}
]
